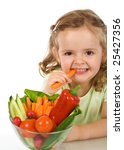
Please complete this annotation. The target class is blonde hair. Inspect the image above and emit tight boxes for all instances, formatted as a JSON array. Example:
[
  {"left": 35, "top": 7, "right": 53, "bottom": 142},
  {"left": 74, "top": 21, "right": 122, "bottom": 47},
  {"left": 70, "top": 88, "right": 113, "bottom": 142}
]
[{"left": 39, "top": 9, "right": 107, "bottom": 91}]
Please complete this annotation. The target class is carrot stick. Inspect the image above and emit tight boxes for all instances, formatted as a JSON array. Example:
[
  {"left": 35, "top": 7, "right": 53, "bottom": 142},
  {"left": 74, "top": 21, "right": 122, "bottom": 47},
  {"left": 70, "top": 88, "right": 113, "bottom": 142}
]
[
  {"left": 36, "top": 96, "right": 43, "bottom": 105},
  {"left": 43, "top": 95, "right": 48, "bottom": 104},
  {"left": 32, "top": 103, "right": 36, "bottom": 112},
  {"left": 67, "top": 69, "right": 76, "bottom": 77},
  {"left": 50, "top": 82, "right": 62, "bottom": 90},
  {"left": 43, "top": 102, "right": 49, "bottom": 114},
  {"left": 50, "top": 69, "right": 76, "bottom": 90},
  {"left": 52, "top": 98, "right": 58, "bottom": 107},
  {"left": 47, "top": 101, "right": 52, "bottom": 106},
  {"left": 23, "top": 103, "right": 28, "bottom": 112},
  {"left": 26, "top": 97, "right": 32, "bottom": 111},
  {"left": 35, "top": 103, "right": 40, "bottom": 112},
  {"left": 36, "top": 105, "right": 43, "bottom": 117},
  {"left": 45, "top": 106, "right": 53, "bottom": 116}
]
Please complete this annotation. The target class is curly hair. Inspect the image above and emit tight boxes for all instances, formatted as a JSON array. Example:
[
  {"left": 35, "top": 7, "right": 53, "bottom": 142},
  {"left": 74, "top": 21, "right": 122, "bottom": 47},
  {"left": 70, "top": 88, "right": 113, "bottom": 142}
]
[{"left": 39, "top": 9, "right": 107, "bottom": 91}]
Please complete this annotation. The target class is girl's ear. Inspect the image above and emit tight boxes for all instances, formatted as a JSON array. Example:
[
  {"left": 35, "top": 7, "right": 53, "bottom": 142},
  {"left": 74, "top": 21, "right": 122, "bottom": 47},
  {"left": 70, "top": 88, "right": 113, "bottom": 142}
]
[{"left": 52, "top": 47, "right": 60, "bottom": 64}]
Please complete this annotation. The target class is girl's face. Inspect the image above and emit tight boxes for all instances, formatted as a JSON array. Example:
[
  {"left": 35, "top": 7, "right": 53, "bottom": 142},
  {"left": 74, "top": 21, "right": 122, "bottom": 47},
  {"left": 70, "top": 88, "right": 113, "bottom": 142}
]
[{"left": 54, "top": 27, "right": 104, "bottom": 85}]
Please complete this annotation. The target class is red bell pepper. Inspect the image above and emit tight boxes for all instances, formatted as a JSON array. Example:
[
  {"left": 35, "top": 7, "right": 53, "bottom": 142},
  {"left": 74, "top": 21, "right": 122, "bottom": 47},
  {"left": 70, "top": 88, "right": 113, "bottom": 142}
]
[{"left": 49, "top": 85, "right": 80, "bottom": 125}]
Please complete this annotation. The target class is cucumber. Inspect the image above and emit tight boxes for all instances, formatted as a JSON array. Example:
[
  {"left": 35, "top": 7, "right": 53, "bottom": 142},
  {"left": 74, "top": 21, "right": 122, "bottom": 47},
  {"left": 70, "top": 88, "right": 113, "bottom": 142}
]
[
  {"left": 8, "top": 100, "right": 15, "bottom": 119},
  {"left": 16, "top": 94, "right": 26, "bottom": 120},
  {"left": 9, "top": 96, "right": 26, "bottom": 121}
]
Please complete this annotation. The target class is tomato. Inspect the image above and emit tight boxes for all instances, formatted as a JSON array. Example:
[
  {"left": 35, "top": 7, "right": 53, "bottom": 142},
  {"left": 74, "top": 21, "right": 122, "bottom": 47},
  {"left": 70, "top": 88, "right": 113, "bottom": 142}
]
[
  {"left": 27, "top": 110, "right": 37, "bottom": 119},
  {"left": 20, "top": 119, "right": 37, "bottom": 137},
  {"left": 35, "top": 115, "right": 55, "bottom": 133},
  {"left": 12, "top": 116, "right": 21, "bottom": 126}
]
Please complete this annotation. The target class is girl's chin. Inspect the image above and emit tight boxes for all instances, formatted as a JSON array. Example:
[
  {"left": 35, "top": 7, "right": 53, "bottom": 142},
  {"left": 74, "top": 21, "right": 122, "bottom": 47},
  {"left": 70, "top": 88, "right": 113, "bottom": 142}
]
[
  {"left": 73, "top": 78, "right": 88, "bottom": 84},
  {"left": 74, "top": 74, "right": 92, "bottom": 83}
]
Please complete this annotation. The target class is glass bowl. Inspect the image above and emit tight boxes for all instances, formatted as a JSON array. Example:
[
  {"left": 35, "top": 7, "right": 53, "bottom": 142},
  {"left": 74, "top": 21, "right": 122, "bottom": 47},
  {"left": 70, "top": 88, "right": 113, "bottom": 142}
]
[{"left": 10, "top": 120, "right": 72, "bottom": 150}]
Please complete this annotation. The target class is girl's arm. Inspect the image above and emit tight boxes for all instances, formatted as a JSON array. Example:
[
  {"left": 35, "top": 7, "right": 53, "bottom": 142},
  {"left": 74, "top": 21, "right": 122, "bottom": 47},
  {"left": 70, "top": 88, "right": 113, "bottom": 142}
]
[{"left": 66, "top": 102, "right": 107, "bottom": 141}]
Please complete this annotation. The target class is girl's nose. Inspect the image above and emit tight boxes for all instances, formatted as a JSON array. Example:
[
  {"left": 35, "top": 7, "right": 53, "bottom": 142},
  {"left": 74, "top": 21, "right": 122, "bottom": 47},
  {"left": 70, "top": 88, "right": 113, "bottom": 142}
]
[{"left": 74, "top": 55, "right": 85, "bottom": 65}]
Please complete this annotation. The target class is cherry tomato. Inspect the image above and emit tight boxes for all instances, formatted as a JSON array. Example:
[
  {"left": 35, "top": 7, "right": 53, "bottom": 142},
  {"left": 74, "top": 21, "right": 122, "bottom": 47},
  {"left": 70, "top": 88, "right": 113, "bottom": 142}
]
[
  {"left": 12, "top": 116, "right": 21, "bottom": 126},
  {"left": 35, "top": 115, "right": 54, "bottom": 133},
  {"left": 20, "top": 119, "right": 37, "bottom": 137},
  {"left": 27, "top": 110, "right": 37, "bottom": 119}
]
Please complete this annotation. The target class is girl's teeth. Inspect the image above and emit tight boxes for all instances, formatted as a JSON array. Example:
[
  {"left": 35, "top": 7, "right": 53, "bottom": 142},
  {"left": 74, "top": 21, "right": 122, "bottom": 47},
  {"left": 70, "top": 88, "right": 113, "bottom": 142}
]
[
  {"left": 76, "top": 68, "right": 88, "bottom": 73},
  {"left": 77, "top": 68, "right": 86, "bottom": 71}
]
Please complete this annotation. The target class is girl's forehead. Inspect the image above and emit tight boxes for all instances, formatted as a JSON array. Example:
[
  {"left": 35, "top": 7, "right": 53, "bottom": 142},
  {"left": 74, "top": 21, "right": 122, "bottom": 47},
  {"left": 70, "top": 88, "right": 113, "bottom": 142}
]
[
  {"left": 57, "top": 27, "right": 101, "bottom": 49},
  {"left": 57, "top": 26, "right": 99, "bottom": 40}
]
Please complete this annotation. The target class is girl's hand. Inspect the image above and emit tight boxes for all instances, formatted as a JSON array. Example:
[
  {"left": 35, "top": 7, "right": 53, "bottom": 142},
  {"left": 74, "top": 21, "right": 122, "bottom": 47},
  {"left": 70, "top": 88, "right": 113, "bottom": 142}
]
[{"left": 43, "top": 71, "right": 72, "bottom": 95}]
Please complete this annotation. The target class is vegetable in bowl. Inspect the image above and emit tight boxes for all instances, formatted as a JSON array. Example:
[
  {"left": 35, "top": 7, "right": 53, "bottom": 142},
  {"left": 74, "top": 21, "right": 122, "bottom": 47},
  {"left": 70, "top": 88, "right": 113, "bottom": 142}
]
[{"left": 8, "top": 86, "right": 81, "bottom": 150}]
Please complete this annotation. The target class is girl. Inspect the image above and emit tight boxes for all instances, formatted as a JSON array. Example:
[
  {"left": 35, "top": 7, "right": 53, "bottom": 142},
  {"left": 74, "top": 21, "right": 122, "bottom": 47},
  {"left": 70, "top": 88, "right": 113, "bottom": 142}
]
[{"left": 39, "top": 9, "right": 107, "bottom": 141}]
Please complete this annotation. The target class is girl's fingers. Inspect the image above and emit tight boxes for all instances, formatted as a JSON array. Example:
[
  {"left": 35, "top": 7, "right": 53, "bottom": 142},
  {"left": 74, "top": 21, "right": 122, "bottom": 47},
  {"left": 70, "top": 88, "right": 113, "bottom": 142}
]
[
  {"left": 44, "top": 70, "right": 75, "bottom": 91},
  {"left": 57, "top": 74, "right": 70, "bottom": 82},
  {"left": 49, "top": 72, "right": 69, "bottom": 84},
  {"left": 49, "top": 72, "right": 72, "bottom": 90}
]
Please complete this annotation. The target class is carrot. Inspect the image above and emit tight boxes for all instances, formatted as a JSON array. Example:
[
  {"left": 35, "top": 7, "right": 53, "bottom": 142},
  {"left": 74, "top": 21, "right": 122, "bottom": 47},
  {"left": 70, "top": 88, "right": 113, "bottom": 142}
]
[
  {"left": 23, "top": 103, "right": 28, "bottom": 112},
  {"left": 52, "top": 98, "right": 58, "bottom": 107},
  {"left": 50, "top": 82, "right": 62, "bottom": 90},
  {"left": 47, "top": 101, "right": 52, "bottom": 106},
  {"left": 35, "top": 105, "right": 43, "bottom": 117},
  {"left": 43, "top": 95, "right": 48, "bottom": 104},
  {"left": 45, "top": 106, "right": 53, "bottom": 116},
  {"left": 36, "top": 96, "right": 43, "bottom": 105},
  {"left": 50, "top": 69, "right": 76, "bottom": 90},
  {"left": 35, "top": 103, "right": 40, "bottom": 112},
  {"left": 67, "top": 69, "right": 76, "bottom": 77},
  {"left": 43, "top": 102, "right": 49, "bottom": 114},
  {"left": 26, "top": 97, "right": 32, "bottom": 111},
  {"left": 32, "top": 103, "right": 36, "bottom": 112}
]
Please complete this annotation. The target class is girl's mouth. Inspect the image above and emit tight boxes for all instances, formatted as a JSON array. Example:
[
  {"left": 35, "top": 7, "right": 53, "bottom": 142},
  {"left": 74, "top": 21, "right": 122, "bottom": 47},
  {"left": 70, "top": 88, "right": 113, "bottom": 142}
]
[{"left": 75, "top": 68, "right": 89, "bottom": 74}]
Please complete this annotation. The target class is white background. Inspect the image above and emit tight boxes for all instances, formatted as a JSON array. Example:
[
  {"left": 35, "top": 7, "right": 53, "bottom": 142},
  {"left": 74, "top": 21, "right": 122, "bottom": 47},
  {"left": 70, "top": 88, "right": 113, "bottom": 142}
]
[{"left": 0, "top": 0, "right": 123, "bottom": 149}]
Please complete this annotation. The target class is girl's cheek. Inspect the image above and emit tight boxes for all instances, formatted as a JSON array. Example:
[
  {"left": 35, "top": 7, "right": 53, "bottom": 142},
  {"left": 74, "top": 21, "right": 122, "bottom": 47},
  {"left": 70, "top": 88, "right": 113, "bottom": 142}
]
[
  {"left": 60, "top": 56, "right": 73, "bottom": 69},
  {"left": 61, "top": 61, "right": 71, "bottom": 71}
]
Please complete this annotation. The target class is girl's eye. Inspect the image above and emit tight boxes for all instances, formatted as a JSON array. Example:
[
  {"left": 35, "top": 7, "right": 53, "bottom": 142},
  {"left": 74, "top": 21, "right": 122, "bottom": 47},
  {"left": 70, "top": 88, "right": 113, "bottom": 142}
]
[
  {"left": 64, "top": 51, "right": 72, "bottom": 55},
  {"left": 85, "top": 50, "right": 94, "bottom": 56}
]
